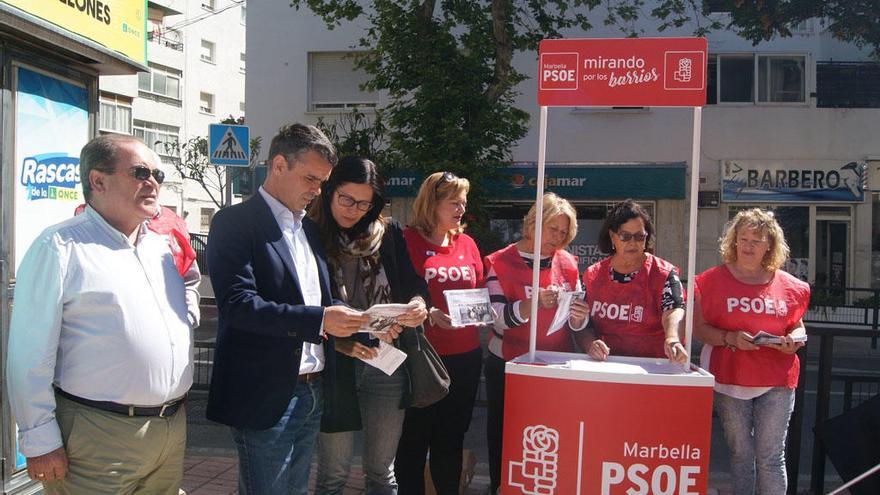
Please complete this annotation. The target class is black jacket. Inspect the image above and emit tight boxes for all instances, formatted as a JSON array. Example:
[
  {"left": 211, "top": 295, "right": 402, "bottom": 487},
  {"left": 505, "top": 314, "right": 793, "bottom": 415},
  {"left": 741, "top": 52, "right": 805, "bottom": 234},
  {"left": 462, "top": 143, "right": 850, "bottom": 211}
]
[{"left": 321, "top": 220, "right": 429, "bottom": 433}]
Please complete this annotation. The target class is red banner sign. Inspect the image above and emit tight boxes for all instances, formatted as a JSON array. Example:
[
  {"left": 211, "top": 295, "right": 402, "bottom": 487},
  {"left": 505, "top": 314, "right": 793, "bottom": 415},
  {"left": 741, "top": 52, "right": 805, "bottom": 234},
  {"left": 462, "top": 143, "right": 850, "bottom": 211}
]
[
  {"left": 502, "top": 355, "right": 714, "bottom": 495},
  {"left": 537, "top": 37, "right": 707, "bottom": 107}
]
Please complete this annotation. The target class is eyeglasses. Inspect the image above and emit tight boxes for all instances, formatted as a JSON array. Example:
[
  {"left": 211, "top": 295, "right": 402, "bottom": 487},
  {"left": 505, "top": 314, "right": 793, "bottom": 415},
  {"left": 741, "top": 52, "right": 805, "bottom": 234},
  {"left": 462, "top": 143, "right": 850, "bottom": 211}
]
[
  {"left": 616, "top": 231, "right": 648, "bottom": 242},
  {"left": 129, "top": 165, "right": 165, "bottom": 184},
  {"left": 434, "top": 171, "right": 457, "bottom": 195},
  {"left": 336, "top": 192, "right": 373, "bottom": 212},
  {"left": 737, "top": 237, "right": 768, "bottom": 249}
]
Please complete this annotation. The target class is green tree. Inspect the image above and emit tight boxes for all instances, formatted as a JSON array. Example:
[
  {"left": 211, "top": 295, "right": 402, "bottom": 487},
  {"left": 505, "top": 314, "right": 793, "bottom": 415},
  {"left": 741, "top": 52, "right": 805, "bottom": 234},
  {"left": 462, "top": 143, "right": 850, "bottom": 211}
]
[{"left": 165, "top": 116, "right": 262, "bottom": 209}]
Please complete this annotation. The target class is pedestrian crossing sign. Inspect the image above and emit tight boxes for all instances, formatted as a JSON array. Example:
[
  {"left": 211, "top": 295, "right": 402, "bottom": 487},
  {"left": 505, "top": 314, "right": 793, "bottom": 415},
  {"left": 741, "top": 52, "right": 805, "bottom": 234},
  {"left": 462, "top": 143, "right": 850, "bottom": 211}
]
[{"left": 209, "top": 124, "right": 250, "bottom": 166}]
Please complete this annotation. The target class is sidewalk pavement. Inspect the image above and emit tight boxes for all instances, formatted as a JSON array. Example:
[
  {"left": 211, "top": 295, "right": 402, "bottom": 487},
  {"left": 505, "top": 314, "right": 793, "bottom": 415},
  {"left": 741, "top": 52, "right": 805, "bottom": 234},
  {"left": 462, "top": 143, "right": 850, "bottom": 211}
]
[{"left": 181, "top": 453, "right": 735, "bottom": 495}]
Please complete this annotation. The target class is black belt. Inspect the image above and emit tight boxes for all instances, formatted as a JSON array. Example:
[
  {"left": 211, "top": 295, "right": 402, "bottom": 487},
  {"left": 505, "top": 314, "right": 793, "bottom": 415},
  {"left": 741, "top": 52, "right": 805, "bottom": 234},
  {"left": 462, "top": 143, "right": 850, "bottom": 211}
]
[{"left": 56, "top": 388, "right": 185, "bottom": 418}]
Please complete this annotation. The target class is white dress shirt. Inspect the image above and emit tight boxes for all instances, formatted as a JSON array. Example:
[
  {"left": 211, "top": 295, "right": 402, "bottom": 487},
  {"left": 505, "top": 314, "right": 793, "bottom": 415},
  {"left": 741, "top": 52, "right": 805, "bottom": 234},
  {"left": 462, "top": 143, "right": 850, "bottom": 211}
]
[
  {"left": 6, "top": 207, "right": 199, "bottom": 457},
  {"left": 258, "top": 187, "right": 325, "bottom": 374}
]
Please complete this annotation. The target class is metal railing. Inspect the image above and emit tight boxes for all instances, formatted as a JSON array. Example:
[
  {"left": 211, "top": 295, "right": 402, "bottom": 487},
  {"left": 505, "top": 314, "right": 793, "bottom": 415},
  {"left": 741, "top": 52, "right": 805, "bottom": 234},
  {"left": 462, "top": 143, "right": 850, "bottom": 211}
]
[
  {"left": 147, "top": 30, "right": 184, "bottom": 51},
  {"left": 805, "top": 286, "right": 880, "bottom": 348},
  {"left": 190, "top": 233, "right": 208, "bottom": 274},
  {"left": 787, "top": 325, "right": 880, "bottom": 494},
  {"left": 193, "top": 339, "right": 214, "bottom": 391}
]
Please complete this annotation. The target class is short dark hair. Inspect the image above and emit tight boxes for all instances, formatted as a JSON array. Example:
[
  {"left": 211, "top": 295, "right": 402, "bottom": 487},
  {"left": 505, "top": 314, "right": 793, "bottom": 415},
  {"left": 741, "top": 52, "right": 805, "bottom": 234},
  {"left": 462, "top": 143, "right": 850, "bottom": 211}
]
[
  {"left": 80, "top": 134, "right": 144, "bottom": 202},
  {"left": 597, "top": 199, "right": 655, "bottom": 254},
  {"left": 267, "top": 123, "right": 337, "bottom": 172},
  {"left": 309, "top": 156, "right": 387, "bottom": 254}
]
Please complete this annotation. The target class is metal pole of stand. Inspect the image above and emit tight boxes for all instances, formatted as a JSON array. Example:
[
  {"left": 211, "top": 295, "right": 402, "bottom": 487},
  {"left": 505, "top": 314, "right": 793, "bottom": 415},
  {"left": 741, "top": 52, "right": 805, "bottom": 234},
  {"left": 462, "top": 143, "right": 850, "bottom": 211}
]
[
  {"left": 684, "top": 106, "right": 702, "bottom": 366},
  {"left": 528, "top": 105, "right": 549, "bottom": 363}
]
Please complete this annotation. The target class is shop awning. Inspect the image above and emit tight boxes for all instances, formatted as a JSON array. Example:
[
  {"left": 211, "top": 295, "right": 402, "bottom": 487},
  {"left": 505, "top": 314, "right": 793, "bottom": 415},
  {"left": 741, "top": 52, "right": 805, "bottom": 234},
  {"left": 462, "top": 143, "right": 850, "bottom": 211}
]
[{"left": 384, "top": 162, "right": 688, "bottom": 199}]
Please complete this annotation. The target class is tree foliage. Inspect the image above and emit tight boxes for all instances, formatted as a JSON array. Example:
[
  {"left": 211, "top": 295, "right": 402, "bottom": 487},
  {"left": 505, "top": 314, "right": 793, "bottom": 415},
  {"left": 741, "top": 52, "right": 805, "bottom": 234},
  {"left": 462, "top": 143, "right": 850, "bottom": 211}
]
[{"left": 165, "top": 116, "right": 262, "bottom": 209}]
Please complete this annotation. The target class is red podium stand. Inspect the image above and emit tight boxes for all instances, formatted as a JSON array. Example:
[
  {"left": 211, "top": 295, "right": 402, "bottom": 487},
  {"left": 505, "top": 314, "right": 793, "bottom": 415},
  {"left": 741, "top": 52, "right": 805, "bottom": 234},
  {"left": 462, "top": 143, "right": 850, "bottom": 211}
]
[{"left": 501, "top": 352, "right": 714, "bottom": 495}]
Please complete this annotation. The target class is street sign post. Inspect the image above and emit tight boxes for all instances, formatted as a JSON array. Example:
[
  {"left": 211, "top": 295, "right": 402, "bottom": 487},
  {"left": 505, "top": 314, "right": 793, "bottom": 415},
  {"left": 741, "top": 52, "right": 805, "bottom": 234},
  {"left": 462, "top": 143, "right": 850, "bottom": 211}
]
[{"left": 209, "top": 124, "right": 250, "bottom": 166}]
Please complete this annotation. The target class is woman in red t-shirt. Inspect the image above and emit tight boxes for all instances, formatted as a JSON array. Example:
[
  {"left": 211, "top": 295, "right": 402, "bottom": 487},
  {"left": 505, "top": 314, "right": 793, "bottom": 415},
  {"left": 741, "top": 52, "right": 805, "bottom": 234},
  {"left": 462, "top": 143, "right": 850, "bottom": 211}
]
[
  {"left": 694, "top": 208, "right": 809, "bottom": 494},
  {"left": 483, "top": 192, "right": 589, "bottom": 493},
  {"left": 578, "top": 199, "right": 688, "bottom": 364},
  {"left": 395, "top": 171, "right": 485, "bottom": 495}
]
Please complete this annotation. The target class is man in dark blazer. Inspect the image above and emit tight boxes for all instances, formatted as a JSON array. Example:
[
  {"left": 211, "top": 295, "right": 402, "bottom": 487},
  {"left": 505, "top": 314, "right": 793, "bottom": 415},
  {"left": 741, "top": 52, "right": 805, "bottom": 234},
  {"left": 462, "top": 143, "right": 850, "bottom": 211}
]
[{"left": 206, "top": 123, "right": 368, "bottom": 495}]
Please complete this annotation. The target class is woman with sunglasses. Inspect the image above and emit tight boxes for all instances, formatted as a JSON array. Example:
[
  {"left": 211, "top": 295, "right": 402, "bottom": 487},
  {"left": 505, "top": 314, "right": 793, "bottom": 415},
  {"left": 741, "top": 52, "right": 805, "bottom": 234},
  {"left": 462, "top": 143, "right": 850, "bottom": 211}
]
[
  {"left": 694, "top": 209, "right": 808, "bottom": 494},
  {"left": 395, "top": 171, "right": 485, "bottom": 495},
  {"left": 483, "top": 192, "right": 588, "bottom": 494},
  {"left": 578, "top": 199, "right": 689, "bottom": 364},
  {"left": 309, "top": 156, "right": 428, "bottom": 495}
]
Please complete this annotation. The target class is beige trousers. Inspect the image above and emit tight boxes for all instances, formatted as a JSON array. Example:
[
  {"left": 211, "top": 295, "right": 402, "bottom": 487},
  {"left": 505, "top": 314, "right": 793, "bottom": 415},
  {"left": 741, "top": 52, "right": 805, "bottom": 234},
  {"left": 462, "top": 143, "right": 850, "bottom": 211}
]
[{"left": 43, "top": 393, "right": 187, "bottom": 495}]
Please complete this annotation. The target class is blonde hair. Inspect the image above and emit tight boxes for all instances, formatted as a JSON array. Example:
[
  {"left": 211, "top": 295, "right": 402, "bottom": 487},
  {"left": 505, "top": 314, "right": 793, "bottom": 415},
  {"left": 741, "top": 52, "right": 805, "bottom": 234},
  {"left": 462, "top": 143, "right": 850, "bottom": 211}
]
[
  {"left": 720, "top": 208, "right": 790, "bottom": 271},
  {"left": 522, "top": 192, "right": 578, "bottom": 247},
  {"left": 409, "top": 172, "right": 470, "bottom": 236}
]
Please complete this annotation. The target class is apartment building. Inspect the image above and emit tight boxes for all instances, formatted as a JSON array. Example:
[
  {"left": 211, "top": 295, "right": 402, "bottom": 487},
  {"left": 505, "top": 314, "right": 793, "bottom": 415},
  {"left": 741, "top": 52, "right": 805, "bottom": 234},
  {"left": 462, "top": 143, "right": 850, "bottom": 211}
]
[
  {"left": 100, "top": 0, "right": 247, "bottom": 234},
  {"left": 248, "top": 3, "right": 880, "bottom": 289}
]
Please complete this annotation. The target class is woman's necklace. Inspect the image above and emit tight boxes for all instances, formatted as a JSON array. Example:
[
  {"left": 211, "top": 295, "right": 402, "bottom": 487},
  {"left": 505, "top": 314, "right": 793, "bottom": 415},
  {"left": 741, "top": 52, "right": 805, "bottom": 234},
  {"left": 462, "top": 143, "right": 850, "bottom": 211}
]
[{"left": 611, "top": 253, "right": 645, "bottom": 274}]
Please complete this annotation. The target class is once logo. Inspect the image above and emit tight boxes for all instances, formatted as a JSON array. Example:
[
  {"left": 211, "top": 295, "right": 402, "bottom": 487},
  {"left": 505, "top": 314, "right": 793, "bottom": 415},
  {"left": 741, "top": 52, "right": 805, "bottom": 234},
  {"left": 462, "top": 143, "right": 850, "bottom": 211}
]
[
  {"left": 20, "top": 154, "right": 81, "bottom": 201},
  {"left": 540, "top": 52, "right": 579, "bottom": 91}
]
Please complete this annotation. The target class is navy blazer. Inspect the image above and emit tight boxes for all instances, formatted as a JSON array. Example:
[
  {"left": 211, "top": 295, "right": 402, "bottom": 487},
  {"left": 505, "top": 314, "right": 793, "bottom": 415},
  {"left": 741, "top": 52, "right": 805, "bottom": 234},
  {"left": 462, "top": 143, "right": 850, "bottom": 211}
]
[{"left": 205, "top": 193, "right": 338, "bottom": 429}]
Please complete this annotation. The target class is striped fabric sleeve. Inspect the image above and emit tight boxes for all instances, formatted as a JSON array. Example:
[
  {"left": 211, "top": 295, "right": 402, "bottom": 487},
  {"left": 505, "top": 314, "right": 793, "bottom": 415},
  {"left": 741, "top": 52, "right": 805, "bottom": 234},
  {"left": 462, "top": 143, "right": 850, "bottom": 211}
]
[{"left": 486, "top": 266, "right": 527, "bottom": 334}]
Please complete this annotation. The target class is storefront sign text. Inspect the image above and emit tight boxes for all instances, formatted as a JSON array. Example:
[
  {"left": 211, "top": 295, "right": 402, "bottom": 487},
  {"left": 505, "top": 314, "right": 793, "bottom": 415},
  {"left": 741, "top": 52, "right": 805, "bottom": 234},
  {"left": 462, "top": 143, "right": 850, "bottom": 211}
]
[
  {"left": 2, "top": 0, "right": 147, "bottom": 64},
  {"left": 723, "top": 160, "right": 866, "bottom": 202}
]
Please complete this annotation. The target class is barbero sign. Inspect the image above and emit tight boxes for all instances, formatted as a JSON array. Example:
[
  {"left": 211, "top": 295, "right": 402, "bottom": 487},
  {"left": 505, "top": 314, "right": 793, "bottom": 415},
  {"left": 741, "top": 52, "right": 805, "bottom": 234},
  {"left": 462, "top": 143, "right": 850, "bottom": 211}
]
[{"left": 722, "top": 160, "right": 867, "bottom": 202}]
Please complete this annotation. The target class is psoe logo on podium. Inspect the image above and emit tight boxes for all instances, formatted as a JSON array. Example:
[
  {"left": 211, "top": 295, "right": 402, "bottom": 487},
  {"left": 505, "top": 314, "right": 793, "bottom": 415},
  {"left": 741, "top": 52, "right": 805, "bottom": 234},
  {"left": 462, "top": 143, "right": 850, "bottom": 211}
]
[
  {"left": 508, "top": 424, "right": 560, "bottom": 495},
  {"left": 663, "top": 51, "right": 706, "bottom": 91},
  {"left": 539, "top": 53, "right": 579, "bottom": 91}
]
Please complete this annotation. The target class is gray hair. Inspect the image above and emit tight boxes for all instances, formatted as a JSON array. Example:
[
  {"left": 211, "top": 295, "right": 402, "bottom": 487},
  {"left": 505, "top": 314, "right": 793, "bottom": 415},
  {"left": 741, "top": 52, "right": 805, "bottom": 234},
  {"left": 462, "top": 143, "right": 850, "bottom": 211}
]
[
  {"left": 80, "top": 134, "right": 145, "bottom": 202},
  {"left": 267, "top": 123, "right": 337, "bottom": 170}
]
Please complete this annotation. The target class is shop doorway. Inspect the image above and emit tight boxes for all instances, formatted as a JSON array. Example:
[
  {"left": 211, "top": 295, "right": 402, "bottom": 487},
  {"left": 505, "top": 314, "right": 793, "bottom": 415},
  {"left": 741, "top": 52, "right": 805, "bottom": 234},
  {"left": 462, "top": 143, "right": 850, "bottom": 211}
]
[{"left": 816, "top": 220, "right": 849, "bottom": 289}]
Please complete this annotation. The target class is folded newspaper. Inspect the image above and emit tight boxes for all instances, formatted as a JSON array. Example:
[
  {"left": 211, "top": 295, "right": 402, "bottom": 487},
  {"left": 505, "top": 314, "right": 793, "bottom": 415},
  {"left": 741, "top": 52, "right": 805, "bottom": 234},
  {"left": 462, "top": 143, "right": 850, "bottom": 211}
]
[
  {"left": 359, "top": 302, "right": 420, "bottom": 333},
  {"left": 444, "top": 288, "right": 493, "bottom": 327},
  {"left": 750, "top": 331, "right": 808, "bottom": 346}
]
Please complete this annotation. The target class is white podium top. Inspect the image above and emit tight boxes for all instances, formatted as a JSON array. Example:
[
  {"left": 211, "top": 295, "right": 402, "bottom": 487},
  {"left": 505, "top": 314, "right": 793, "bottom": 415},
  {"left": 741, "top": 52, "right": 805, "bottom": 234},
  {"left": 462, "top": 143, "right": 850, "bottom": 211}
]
[{"left": 505, "top": 350, "right": 715, "bottom": 387}]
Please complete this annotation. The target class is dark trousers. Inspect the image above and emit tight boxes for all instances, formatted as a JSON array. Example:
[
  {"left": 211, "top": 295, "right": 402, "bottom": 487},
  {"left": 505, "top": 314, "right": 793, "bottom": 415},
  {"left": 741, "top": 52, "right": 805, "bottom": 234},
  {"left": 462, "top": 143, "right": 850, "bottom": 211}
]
[
  {"left": 484, "top": 353, "right": 506, "bottom": 493},
  {"left": 396, "top": 347, "right": 482, "bottom": 495}
]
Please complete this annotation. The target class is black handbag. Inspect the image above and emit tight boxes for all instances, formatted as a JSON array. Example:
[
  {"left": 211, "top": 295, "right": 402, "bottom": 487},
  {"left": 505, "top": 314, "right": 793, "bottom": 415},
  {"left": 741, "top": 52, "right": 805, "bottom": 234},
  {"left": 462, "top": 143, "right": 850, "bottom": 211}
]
[{"left": 400, "top": 325, "right": 451, "bottom": 408}]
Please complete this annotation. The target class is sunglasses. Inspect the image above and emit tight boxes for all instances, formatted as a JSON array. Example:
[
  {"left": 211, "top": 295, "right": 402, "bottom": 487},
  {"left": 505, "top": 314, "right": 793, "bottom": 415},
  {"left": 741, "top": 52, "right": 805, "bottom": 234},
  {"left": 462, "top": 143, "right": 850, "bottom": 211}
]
[
  {"left": 434, "top": 171, "right": 457, "bottom": 194},
  {"left": 336, "top": 192, "right": 373, "bottom": 212},
  {"left": 128, "top": 165, "right": 165, "bottom": 184},
  {"left": 616, "top": 231, "right": 648, "bottom": 242}
]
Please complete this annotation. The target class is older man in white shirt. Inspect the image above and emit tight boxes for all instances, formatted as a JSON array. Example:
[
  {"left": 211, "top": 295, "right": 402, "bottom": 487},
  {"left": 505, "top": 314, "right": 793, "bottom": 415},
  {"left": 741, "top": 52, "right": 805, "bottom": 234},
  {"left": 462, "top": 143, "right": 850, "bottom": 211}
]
[{"left": 6, "top": 134, "right": 200, "bottom": 494}]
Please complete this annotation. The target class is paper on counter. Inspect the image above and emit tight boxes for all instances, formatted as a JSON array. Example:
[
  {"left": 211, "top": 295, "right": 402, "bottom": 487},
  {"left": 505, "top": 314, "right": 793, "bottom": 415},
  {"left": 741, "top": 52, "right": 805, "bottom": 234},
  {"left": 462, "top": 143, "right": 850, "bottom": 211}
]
[{"left": 358, "top": 341, "right": 408, "bottom": 376}]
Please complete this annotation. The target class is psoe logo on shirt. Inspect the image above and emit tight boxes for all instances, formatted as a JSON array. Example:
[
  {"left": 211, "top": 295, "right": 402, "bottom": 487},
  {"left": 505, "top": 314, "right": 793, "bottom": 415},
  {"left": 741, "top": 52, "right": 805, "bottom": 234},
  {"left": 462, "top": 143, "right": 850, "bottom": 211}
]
[
  {"left": 20, "top": 153, "right": 81, "bottom": 201},
  {"left": 591, "top": 301, "right": 644, "bottom": 322},
  {"left": 424, "top": 265, "right": 473, "bottom": 283},
  {"left": 726, "top": 297, "right": 788, "bottom": 316}
]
